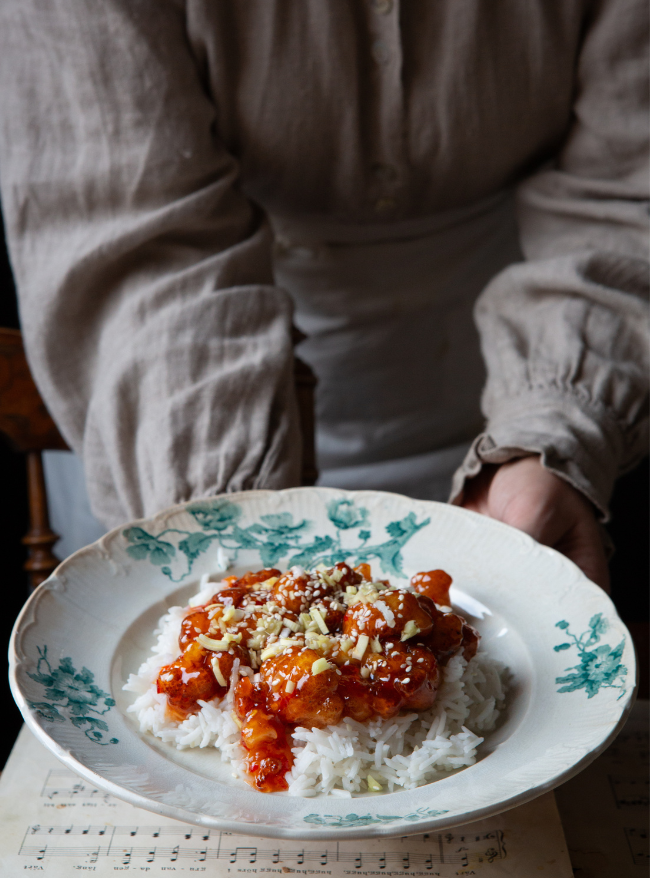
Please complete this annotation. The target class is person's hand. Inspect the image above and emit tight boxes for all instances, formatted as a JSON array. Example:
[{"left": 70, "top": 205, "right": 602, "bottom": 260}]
[{"left": 459, "top": 456, "right": 610, "bottom": 591}]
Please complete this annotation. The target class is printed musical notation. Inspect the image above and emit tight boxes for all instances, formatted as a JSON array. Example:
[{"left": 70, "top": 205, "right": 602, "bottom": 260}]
[
  {"left": 1, "top": 727, "right": 577, "bottom": 877},
  {"left": 608, "top": 774, "right": 650, "bottom": 809},
  {"left": 624, "top": 827, "right": 649, "bottom": 868},
  {"left": 19, "top": 823, "right": 505, "bottom": 868},
  {"left": 604, "top": 729, "right": 649, "bottom": 767},
  {"left": 26, "top": 767, "right": 508, "bottom": 870},
  {"left": 40, "top": 768, "right": 113, "bottom": 802}
]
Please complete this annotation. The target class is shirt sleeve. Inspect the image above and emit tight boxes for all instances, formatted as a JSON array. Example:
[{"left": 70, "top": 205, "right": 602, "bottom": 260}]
[
  {"left": 0, "top": 0, "right": 301, "bottom": 528},
  {"left": 450, "top": 0, "right": 649, "bottom": 519}
]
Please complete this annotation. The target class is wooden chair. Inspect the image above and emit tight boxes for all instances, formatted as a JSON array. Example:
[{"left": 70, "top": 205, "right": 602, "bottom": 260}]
[
  {"left": 0, "top": 328, "right": 67, "bottom": 590},
  {"left": 0, "top": 327, "right": 317, "bottom": 591}
]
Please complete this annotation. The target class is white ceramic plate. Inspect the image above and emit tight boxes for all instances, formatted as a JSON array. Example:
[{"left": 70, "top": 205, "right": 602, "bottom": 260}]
[{"left": 9, "top": 487, "right": 636, "bottom": 839}]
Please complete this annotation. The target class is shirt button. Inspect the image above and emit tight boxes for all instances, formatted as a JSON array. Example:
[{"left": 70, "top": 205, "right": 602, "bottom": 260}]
[
  {"left": 374, "top": 196, "right": 397, "bottom": 214},
  {"left": 371, "top": 39, "right": 390, "bottom": 65},
  {"left": 371, "top": 0, "right": 393, "bottom": 13}
]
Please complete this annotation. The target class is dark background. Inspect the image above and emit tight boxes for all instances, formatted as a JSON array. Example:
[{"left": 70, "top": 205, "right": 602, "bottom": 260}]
[{"left": 0, "top": 208, "right": 648, "bottom": 767}]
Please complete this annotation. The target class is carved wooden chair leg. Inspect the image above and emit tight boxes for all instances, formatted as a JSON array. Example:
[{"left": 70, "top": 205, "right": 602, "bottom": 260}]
[
  {"left": 22, "top": 451, "right": 60, "bottom": 591},
  {"left": 1, "top": 325, "right": 318, "bottom": 591},
  {"left": 0, "top": 327, "right": 67, "bottom": 589}
]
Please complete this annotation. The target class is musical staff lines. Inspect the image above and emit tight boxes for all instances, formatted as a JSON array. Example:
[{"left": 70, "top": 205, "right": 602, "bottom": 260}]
[
  {"left": 26, "top": 767, "right": 509, "bottom": 871},
  {"left": 19, "top": 824, "right": 506, "bottom": 869},
  {"left": 624, "top": 827, "right": 649, "bottom": 867},
  {"left": 608, "top": 774, "right": 650, "bottom": 809},
  {"left": 605, "top": 730, "right": 649, "bottom": 767},
  {"left": 40, "top": 768, "right": 114, "bottom": 803}
]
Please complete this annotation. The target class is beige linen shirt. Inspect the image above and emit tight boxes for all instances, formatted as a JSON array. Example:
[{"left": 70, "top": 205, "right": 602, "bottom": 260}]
[{"left": 0, "top": 0, "right": 648, "bottom": 528}]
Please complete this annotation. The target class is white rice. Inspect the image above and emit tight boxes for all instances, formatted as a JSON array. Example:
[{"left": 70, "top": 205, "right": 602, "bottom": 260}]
[{"left": 124, "top": 577, "right": 507, "bottom": 796}]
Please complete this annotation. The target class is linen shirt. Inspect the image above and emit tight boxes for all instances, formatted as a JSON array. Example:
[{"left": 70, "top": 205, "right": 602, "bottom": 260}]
[{"left": 0, "top": 0, "right": 648, "bottom": 528}]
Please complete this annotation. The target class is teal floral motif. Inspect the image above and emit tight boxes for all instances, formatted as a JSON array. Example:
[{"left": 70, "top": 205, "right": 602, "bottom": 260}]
[
  {"left": 123, "top": 527, "right": 176, "bottom": 566},
  {"left": 303, "top": 807, "right": 449, "bottom": 828},
  {"left": 123, "top": 497, "right": 430, "bottom": 582},
  {"left": 327, "top": 499, "right": 368, "bottom": 530},
  {"left": 553, "top": 614, "right": 627, "bottom": 699},
  {"left": 190, "top": 501, "right": 242, "bottom": 531},
  {"left": 27, "top": 647, "right": 118, "bottom": 745}
]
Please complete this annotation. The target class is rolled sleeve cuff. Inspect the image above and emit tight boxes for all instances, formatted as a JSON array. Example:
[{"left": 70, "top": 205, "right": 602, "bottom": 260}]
[{"left": 448, "top": 389, "right": 633, "bottom": 521}]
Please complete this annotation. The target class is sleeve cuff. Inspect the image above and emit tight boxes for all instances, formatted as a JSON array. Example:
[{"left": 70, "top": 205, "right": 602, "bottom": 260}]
[{"left": 448, "top": 388, "right": 639, "bottom": 521}]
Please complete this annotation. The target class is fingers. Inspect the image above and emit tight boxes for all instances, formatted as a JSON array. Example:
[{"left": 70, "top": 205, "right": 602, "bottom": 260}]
[
  {"left": 459, "top": 457, "right": 611, "bottom": 592},
  {"left": 553, "top": 509, "right": 611, "bottom": 593}
]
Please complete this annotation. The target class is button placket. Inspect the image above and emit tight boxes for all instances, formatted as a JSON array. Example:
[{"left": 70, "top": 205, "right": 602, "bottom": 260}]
[
  {"left": 371, "top": 39, "right": 391, "bottom": 66},
  {"left": 367, "top": 0, "right": 404, "bottom": 216},
  {"left": 371, "top": 0, "right": 394, "bottom": 14}
]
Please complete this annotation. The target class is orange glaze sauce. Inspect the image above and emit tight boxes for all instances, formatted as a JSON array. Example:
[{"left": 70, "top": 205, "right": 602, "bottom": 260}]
[{"left": 156, "top": 563, "right": 479, "bottom": 792}]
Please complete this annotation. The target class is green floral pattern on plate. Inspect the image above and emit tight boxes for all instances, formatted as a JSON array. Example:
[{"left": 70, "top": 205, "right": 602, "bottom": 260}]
[
  {"left": 124, "top": 497, "right": 429, "bottom": 582},
  {"left": 27, "top": 647, "right": 118, "bottom": 745},
  {"left": 553, "top": 614, "right": 627, "bottom": 699},
  {"left": 303, "top": 807, "right": 449, "bottom": 828}
]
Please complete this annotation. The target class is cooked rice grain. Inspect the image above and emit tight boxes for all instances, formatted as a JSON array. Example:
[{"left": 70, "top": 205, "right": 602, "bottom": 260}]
[{"left": 124, "top": 584, "right": 507, "bottom": 796}]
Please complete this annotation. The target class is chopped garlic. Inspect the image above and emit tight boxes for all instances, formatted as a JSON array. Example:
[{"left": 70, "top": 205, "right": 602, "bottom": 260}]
[
  {"left": 258, "top": 617, "right": 283, "bottom": 635},
  {"left": 223, "top": 631, "right": 242, "bottom": 644},
  {"left": 371, "top": 637, "right": 382, "bottom": 653},
  {"left": 306, "top": 633, "right": 333, "bottom": 651},
  {"left": 360, "top": 666, "right": 371, "bottom": 679},
  {"left": 311, "top": 657, "right": 333, "bottom": 675},
  {"left": 197, "top": 634, "right": 229, "bottom": 651},
  {"left": 260, "top": 642, "right": 286, "bottom": 661},
  {"left": 367, "top": 774, "right": 382, "bottom": 792},
  {"left": 401, "top": 620, "right": 420, "bottom": 641},
  {"left": 285, "top": 680, "right": 296, "bottom": 694},
  {"left": 210, "top": 656, "right": 228, "bottom": 687},
  {"left": 351, "top": 634, "right": 369, "bottom": 661},
  {"left": 261, "top": 576, "right": 279, "bottom": 588},
  {"left": 310, "top": 607, "right": 329, "bottom": 634}
]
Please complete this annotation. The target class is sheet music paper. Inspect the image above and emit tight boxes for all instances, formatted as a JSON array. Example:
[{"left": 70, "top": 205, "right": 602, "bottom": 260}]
[
  {"left": 0, "top": 727, "right": 572, "bottom": 877},
  {"left": 555, "top": 698, "right": 649, "bottom": 876}
]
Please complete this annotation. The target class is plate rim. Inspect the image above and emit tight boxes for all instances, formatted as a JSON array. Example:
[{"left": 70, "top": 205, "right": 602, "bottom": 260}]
[{"left": 8, "top": 486, "right": 638, "bottom": 839}]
